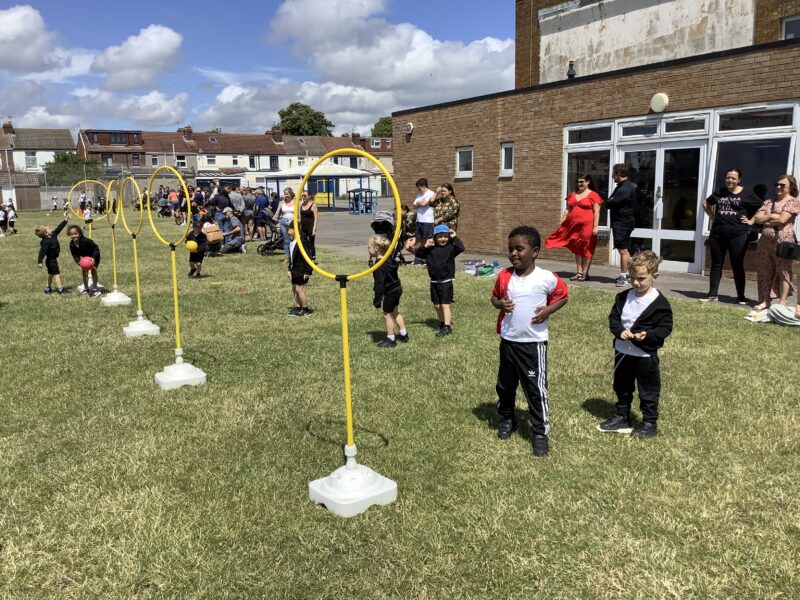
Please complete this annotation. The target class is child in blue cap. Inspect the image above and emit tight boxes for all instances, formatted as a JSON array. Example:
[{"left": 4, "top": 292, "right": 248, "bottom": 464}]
[{"left": 417, "top": 224, "right": 464, "bottom": 336}]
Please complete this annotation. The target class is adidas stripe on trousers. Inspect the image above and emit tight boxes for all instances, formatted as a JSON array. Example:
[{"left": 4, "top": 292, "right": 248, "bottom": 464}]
[{"left": 496, "top": 339, "right": 550, "bottom": 435}]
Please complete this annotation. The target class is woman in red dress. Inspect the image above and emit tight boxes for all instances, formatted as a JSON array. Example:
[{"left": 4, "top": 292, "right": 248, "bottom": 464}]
[{"left": 544, "top": 174, "right": 603, "bottom": 281}]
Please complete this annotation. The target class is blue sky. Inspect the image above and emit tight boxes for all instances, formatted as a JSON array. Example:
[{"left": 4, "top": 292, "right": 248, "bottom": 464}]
[{"left": 0, "top": 1, "right": 515, "bottom": 135}]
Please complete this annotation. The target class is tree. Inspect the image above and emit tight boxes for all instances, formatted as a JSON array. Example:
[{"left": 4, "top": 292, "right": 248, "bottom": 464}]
[
  {"left": 275, "top": 102, "right": 334, "bottom": 136},
  {"left": 40, "top": 152, "right": 104, "bottom": 186},
  {"left": 371, "top": 116, "right": 392, "bottom": 138}
]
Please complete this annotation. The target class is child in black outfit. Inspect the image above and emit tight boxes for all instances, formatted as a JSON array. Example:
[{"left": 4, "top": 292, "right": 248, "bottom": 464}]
[
  {"left": 67, "top": 224, "right": 102, "bottom": 297},
  {"left": 600, "top": 250, "right": 673, "bottom": 438},
  {"left": 417, "top": 224, "right": 464, "bottom": 336},
  {"left": 35, "top": 214, "right": 70, "bottom": 294},
  {"left": 287, "top": 223, "right": 313, "bottom": 317},
  {"left": 369, "top": 234, "right": 409, "bottom": 348},
  {"left": 186, "top": 217, "right": 207, "bottom": 278}
]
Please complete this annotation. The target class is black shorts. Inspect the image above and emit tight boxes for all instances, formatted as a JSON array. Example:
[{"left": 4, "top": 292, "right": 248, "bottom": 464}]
[
  {"left": 382, "top": 290, "right": 402, "bottom": 313},
  {"left": 45, "top": 258, "right": 60, "bottom": 275},
  {"left": 430, "top": 281, "right": 454, "bottom": 305},
  {"left": 189, "top": 251, "right": 204, "bottom": 263},
  {"left": 611, "top": 220, "right": 634, "bottom": 250},
  {"left": 291, "top": 274, "right": 309, "bottom": 286}
]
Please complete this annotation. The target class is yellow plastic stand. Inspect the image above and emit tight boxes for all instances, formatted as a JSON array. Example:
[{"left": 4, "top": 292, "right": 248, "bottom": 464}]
[{"left": 301, "top": 148, "right": 401, "bottom": 517}]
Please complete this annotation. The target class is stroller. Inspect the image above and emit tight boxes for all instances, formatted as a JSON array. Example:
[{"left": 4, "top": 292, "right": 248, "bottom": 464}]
[
  {"left": 256, "top": 208, "right": 283, "bottom": 255},
  {"left": 369, "top": 211, "right": 406, "bottom": 265}
]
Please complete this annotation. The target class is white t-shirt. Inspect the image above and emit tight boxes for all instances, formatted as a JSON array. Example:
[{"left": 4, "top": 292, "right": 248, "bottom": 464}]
[
  {"left": 615, "top": 287, "right": 659, "bottom": 357},
  {"left": 414, "top": 189, "right": 436, "bottom": 223},
  {"left": 499, "top": 267, "right": 567, "bottom": 343}
]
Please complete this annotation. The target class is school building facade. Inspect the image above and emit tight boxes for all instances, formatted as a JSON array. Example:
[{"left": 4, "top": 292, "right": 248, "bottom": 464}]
[{"left": 392, "top": 0, "right": 800, "bottom": 274}]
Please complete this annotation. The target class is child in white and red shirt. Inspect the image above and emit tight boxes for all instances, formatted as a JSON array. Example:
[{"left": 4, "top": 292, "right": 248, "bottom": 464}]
[{"left": 490, "top": 226, "right": 569, "bottom": 457}]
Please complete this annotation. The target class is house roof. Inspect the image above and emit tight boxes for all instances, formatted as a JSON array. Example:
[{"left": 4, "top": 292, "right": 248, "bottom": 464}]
[
  {"left": 269, "top": 163, "right": 372, "bottom": 179},
  {"left": 280, "top": 136, "right": 327, "bottom": 156},
  {"left": 192, "top": 133, "right": 285, "bottom": 155},
  {"left": 317, "top": 136, "right": 362, "bottom": 153},
  {"left": 10, "top": 128, "right": 75, "bottom": 150}
]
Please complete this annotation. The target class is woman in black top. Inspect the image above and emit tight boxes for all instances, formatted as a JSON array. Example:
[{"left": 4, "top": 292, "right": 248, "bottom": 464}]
[
  {"left": 701, "top": 168, "right": 762, "bottom": 303},
  {"left": 299, "top": 190, "right": 318, "bottom": 262}
]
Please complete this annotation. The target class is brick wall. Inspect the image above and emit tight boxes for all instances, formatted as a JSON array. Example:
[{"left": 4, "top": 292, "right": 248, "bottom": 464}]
[
  {"left": 515, "top": 0, "right": 561, "bottom": 88},
  {"left": 394, "top": 42, "right": 800, "bottom": 257},
  {"left": 754, "top": 0, "right": 800, "bottom": 43}
]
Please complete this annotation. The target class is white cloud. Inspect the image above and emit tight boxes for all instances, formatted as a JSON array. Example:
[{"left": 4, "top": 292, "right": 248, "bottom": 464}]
[
  {"left": 21, "top": 47, "right": 96, "bottom": 84},
  {"left": 16, "top": 106, "right": 78, "bottom": 129},
  {"left": 91, "top": 25, "right": 182, "bottom": 90},
  {"left": 0, "top": 5, "right": 56, "bottom": 71},
  {"left": 196, "top": 0, "right": 514, "bottom": 134}
]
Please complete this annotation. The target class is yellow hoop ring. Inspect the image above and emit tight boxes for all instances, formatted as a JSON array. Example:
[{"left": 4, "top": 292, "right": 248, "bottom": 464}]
[
  {"left": 145, "top": 166, "right": 191, "bottom": 246},
  {"left": 67, "top": 179, "right": 111, "bottom": 222},
  {"left": 118, "top": 177, "right": 146, "bottom": 236},
  {"left": 105, "top": 179, "right": 122, "bottom": 226},
  {"left": 293, "top": 148, "right": 401, "bottom": 280}
]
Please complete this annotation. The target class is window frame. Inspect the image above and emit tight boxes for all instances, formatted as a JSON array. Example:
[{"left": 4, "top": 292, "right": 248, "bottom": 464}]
[
  {"left": 25, "top": 151, "right": 37, "bottom": 169},
  {"left": 150, "top": 155, "right": 159, "bottom": 167},
  {"left": 249, "top": 155, "right": 256, "bottom": 169},
  {"left": 206, "top": 154, "right": 216, "bottom": 166},
  {"left": 232, "top": 156, "right": 239, "bottom": 166},
  {"left": 91, "top": 132, "right": 99, "bottom": 144},
  {"left": 782, "top": 15, "right": 800, "bottom": 39},
  {"left": 176, "top": 155, "right": 187, "bottom": 168},
  {"left": 101, "top": 153, "right": 113, "bottom": 167},
  {"left": 714, "top": 105, "right": 795, "bottom": 134},
  {"left": 500, "top": 142, "right": 514, "bottom": 177},
  {"left": 455, "top": 146, "right": 474, "bottom": 179},
  {"left": 110, "top": 132, "right": 126, "bottom": 145},
  {"left": 131, "top": 153, "right": 140, "bottom": 167},
  {"left": 269, "top": 156, "right": 279, "bottom": 170},
  {"left": 371, "top": 139, "right": 381, "bottom": 149},
  {"left": 349, "top": 156, "right": 358, "bottom": 169}
]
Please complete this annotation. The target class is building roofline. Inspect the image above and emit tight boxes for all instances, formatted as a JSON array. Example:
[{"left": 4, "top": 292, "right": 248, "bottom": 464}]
[{"left": 393, "top": 38, "right": 800, "bottom": 117}]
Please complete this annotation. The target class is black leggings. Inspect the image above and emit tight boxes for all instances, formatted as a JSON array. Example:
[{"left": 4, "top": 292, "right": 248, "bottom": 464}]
[{"left": 708, "top": 232, "right": 749, "bottom": 298}]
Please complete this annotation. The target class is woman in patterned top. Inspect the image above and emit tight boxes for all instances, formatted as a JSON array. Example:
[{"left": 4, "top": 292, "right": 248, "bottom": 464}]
[{"left": 433, "top": 183, "right": 460, "bottom": 232}]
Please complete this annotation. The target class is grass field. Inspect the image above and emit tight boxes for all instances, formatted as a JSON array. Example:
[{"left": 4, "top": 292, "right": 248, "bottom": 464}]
[{"left": 1, "top": 212, "right": 798, "bottom": 599}]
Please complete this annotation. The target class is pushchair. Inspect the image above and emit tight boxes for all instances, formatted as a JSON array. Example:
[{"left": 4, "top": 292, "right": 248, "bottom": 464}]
[
  {"left": 256, "top": 209, "right": 283, "bottom": 255},
  {"left": 369, "top": 211, "right": 406, "bottom": 265}
]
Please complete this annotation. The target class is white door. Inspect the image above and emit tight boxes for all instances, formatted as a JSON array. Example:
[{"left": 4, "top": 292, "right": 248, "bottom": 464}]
[{"left": 617, "top": 141, "right": 707, "bottom": 273}]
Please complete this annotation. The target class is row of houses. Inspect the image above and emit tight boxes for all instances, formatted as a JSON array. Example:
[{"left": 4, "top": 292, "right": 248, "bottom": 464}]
[{"left": 0, "top": 122, "right": 393, "bottom": 209}]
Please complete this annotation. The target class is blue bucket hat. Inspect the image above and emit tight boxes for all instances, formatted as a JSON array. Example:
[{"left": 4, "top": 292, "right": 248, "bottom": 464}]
[{"left": 433, "top": 224, "right": 450, "bottom": 236}]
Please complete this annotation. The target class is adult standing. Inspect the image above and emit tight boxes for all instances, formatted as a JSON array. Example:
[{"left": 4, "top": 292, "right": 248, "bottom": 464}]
[
  {"left": 274, "top": 187, "right": 296, "bottom": 263},
  {"left": 741, "top": 174, "right": 800, "bottom": 310},
  {"left": 299, "top": 190, "right": 318, "bottom": 262},
  {"left": 242, "top": 187, "right": 256, "bottom": 240},
  {"left": 701, "top": 168, "right": 763, "bottom": 303},
  {"left": 412, "top": 178, "right": 436, "bottom": 265},
  {"left": 433, "top": 183, "right": 460, "bottom": 232},
  {"left": 229, "top": 186, "right": 245, "bottom": 219},
  {"left": 210, "top": 187, "right": 232, "bottom": 233},
  {"left": 544, "top": 174, "right": 603, "bottom": 280},
  {"left": 605, "top": 164, "right": 637, "bottom": 287}
]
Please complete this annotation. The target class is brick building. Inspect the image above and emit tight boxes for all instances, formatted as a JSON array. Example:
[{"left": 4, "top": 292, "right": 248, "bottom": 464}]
[{"left": 393, "top": 0, "right": 800, "bottom": 274}]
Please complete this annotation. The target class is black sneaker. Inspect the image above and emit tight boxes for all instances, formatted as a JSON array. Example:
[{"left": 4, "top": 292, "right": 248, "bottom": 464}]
[
  {"left": 56, "top": 288, "right": 65, "bottom": 295},
  {"left": 532, "top": 434, "right": 549, "bottom": 457},
  {"left": 614, "top": 274, "right": 628, "bottom": 287},
  {"left": 288, "top": 307, "right": 302, "bottom": 317},
  {"left": 44, "top": 287, "right": 52, "bottom": 294},
  {"left": 436, "top": 325, "right": 452, "bottom": 337},
  {"left": 375, "top": 337, "right": 397, "bottom": 348},
  {"left": 597, "top": 415, "right": 633, "bottom": 434},
  {"left": 188, "top": 268, "right": 196, "bottom": 277},
  {"left": 737, "top": 297, "right": 749, "bottom": 305},
  {"left": 497, "top": 419, "right": 517, "bottom": 440},
  {"left": 699, "top": 295, "right": 718, "bottom": 303},
  {"left": 631, "top": 421, "right": 658, "bottom": 438},
  {"left": 90, "top": 288, "right": 101, "bottom": 297},
  {"left": 397, "top": 332, "right": 410, "bottom": 343},
  {"left": 297, "top": 308, "right": 312, "bottom": 317}
]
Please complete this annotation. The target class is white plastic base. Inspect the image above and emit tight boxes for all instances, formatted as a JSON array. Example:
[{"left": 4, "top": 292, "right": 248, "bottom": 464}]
[
  {"left": 309, "top": 444, "right": 397, "bottom": 517},
  {"left": 78, "top": 275, "right": 105, "bottom": 293},
  {"left": 154, "top": 351, "right": 207, "bottom": 390},
  {"left": 123, "top": 311, "right": 161, "bottom": 337},
  {"left": 101, "top": 286, "right": 132, "bottom": 306}
]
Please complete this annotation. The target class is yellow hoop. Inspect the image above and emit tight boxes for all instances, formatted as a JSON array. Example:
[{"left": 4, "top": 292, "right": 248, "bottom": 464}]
[
  {"left": 293, "top": 148, "right": 402, "bottom": 281},
  {"left": 67, "top": 179, "right": 111, "bottom": 221},
  {"left": 118, "top": 177, "right": 146, "bottom": 236},
  {"left": 104, "top": 179, "right": 122, "bottom": 226},
  {"left": 145, "top": 166, "right": 191, "bottom": 246}
]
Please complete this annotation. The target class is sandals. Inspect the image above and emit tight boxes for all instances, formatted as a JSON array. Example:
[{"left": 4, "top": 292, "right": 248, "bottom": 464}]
[
  {"left": 753, "top": 302, "right": 768, "bottom": 311},
  {"left": 570, "top": 273, "right": 588, "bottom": 281}
]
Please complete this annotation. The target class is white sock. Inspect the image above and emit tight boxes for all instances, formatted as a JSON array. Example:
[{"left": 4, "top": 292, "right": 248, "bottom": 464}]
[
  {"left": 399, "top": 328, "right": 407, "bottom": 336},
  {"left": 387, "top": 334, "right": 396, "bottom": 341}
]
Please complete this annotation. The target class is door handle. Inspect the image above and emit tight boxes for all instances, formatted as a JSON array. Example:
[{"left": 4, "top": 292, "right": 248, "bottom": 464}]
[{"left": 655, "top": 186, "right": 664, "bottom": 220}]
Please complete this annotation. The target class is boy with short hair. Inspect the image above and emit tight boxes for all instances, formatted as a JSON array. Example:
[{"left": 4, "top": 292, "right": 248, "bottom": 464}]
[
  {"left": 491, "top": 226, "right": 569, "bottom": 457},
  {"left": 369, "top": 234, "right": 409, "bottom": 348},
  {"left": 418, "top": 224, "right": 464, "bottom": 336},
  {"left": 287, "top": 223, "right": 313, "bottom": 317},
  {"left": 600, "top": 250, "right": 673, "bottom": 438},
  {"left": 36, "top": 214, "right": 70, "bottom": 294}
]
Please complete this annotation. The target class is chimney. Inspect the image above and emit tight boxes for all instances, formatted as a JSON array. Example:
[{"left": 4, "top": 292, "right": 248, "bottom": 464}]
[
  {"left": 351, "top": 132, "right": 361, "bottom": 145},
  {"left": 2, "top": 121, "right": 13, "bottom": 135},
  {"left": 267, "top": 128, "right": 283, "bottom": 143},
  {"left": 179, "top": 125, "right": 193, "bottom": 140}
]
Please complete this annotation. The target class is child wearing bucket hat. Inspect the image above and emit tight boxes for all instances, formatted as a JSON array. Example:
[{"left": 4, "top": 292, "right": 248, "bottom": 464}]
[{"left": 417, "top": 224, "right": 464, "bottom": 336}]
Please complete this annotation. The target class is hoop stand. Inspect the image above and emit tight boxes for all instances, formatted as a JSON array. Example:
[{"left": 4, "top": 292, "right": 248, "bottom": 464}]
[
  {"left": 123, "top": 310, "right": 160, "bottom": 337},
  {"left": 154, "top": 348, "right": 207, "bottom": 390}
]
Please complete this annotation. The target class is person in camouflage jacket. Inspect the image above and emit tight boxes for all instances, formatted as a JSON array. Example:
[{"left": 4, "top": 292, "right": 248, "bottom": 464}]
[{"left": 433, "top": 183, "right": 460, "bottom": 232}]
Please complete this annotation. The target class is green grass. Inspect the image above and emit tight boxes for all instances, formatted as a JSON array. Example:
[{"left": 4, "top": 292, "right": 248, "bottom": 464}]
[{"left": 1, "top": 213, "right": 798, "bottom": 599}]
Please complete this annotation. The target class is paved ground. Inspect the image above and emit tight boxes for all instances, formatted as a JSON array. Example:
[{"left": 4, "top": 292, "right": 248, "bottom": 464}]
[{"left": 312, "top": 201, "right": 796, "bottom": 309}]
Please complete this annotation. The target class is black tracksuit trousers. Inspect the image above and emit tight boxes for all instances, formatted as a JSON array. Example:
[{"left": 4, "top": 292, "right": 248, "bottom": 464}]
[
  {"left": 496, "top": 339, "right": 550, "bottom": 436},
  {"left": 613, "top": 352, "right": 661, "bottom": 423},
  {"left": 707, "top": 232, "right": 749, "bottom": 299}
]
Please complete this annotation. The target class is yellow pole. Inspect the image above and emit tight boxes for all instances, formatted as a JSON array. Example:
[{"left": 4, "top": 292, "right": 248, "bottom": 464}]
[
  {"left": 170, "top": 247, "right": 182, "bottom": 352},
  {"left": 339, "top": 283, "right": 355, "bottom": 447},
  {"left": 110, "top": 225, "right": 118, "bottom": 288},
  {"left": 132, "top": 236, "right": 143, "bottom": 313}
]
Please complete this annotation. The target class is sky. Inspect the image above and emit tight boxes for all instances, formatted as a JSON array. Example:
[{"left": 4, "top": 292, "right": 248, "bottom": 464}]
[{"left": 0, "top": 0, "right": 515, "bottom": 136}]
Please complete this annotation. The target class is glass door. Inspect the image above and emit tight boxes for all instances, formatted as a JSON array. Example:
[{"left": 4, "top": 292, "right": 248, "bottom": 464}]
[{"left": 618, "top": 141, "right": 706, "bottom": 273}]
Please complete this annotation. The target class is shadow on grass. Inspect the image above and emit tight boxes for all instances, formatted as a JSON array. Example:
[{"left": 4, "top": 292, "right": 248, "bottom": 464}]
[
  {"left": 673, "top": 290, "right": 745, "bottom": 305},
  {"left": 306, "top": 418, "right": 390, "bottom": 450},
  {"left": 472, "top": 402, "right": 534, "bottom": 440},
  {"left": 369, "top": 330, "right": 386, "bottom": 343},
  {"left": 554, "top": 271, "right": 617, "bottom": 285},
  {"left": 581, "top": 397, "right": 615, "bottom": 419}
]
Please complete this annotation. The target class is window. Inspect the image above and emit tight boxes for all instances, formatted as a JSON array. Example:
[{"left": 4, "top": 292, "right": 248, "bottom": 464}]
[
  {"left": 208, "top": 136, "right": 218, "bottom": 143},
  {"left": 131, "top": 153, "right": 140, "bottom": 167},
  {"left": 566, "top": 150, "right": 611, "bottom": 227},
  {"left": 132, "top": 133, "right": 140, "bottom": 144},
  {"left": 298, "top": 156, "right": 306, "bottom": 166},
  {"left": 269, "top": 156, "right": 278, "bottom": 170},
  {"left": 664, "top": 118, "right": 706, "bottom": 133},
  {"left": 25, "top": 151, "right": 37, "bottom": 169},
  {"left": 101, "top": 153, "right": 113, "bottom": 167},
  {"left": 456, "top": 146, "right": 473, "bottom": 178},
  {"left": 232, "top": 156, "right": 239, "bottom": 166},
  {"left": 349, "top": 157, "right": 358, "bottom": 169},
  {"left": 206, "top": 155, "right": 217, "bottom": 166},
  {"left": 718, "top": 108, "right": 793, "bottom": 131},
  {"left": 620, "top": 122, "right": 659, "bottom": 137},
  {"left": 783, "top": 16, "right": 800, "bottom": 39},
  {"left": 713, "top": 138, "right": 791, "bottom": 200},
  {"left": 387, "top": 140, "right": 392, "bottom": 148},
  {"left": 568, "top": 126, "right": 612, "bottom": 144},
  {"left": 332, "top": 156, "right": 340, "bottom": 165},
  {"left": 150, "top": 155, "right": 159, "bottom": 167},
  {"left": 176, "top": 155, "right": 187, "bottom": 168},
  {"left": 91, "top": 132, "right": 99, "bottom": 144},
  {"left": 371, "top": 139, "right": 381, "bottom": 148},
  {"left": 500, "top": 143, "right": 514, "bottom": 176},
  {"left": 110, "top": 132, "right": 126, "bottom": 144},
  {"left": 249, "top": 155, "right": 256, "bottom": 169}
]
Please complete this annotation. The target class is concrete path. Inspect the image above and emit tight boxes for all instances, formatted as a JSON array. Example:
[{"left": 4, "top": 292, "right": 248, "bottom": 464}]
[{"left": 313, "top": 201, "right": 796, "bottom": 309}]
